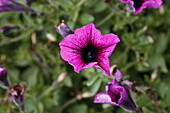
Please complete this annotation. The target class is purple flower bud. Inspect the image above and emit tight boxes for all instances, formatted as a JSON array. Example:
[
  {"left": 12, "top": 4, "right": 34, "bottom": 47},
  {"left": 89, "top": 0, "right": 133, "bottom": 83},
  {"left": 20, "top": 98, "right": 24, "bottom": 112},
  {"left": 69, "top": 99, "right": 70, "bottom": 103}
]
[
  {"left": 94, "top": 80, "right": 137, "bottom": 112},
  {"left": 25, "top": 0, "right": 36, "bottom": 5},
  {"left": 0, "top": 66, "right": 10, "bottom": 89},
  {"left": 11, "top": 84, "right": 26, "bottom": 106},
  {"left": 0, "top": 25, "right": 20, "bottom": 34},
  {"left": 55, "top": 20, "right": 74, "bottom": 37},
  {"left": 0, "top": 0, "right": 35, "bottom": 13}
]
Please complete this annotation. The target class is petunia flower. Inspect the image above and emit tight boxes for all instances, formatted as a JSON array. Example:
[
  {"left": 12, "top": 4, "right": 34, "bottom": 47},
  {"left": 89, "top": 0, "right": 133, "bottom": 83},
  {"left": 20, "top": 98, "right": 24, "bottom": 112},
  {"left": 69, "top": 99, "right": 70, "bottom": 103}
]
[
  {"left": 94, "top": 79, "right": 137, "bottom": 112},
  {"left": 0, "top": 0, "right": 34, "bottom": 13},
  {"left": 0, "top": 65, "right": 10, "bottom": 89},
  {"left": 11, "top": 84, "right": 26, "bottom": 106},
  {"left": 59, "top": 23, "right": 120, "bottom": 76},
  {"left": 119, "top": 0, "right": 162, "bottom": 14}
]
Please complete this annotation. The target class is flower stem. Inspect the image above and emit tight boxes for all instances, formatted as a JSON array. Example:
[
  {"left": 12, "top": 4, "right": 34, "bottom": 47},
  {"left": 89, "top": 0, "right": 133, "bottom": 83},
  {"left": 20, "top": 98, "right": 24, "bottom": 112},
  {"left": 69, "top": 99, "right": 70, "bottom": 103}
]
[
  {"left": 37, "top": 85, "right": 55, "bottom": 101},
  {"left": 59, "top": 98, "right": 77, "bottom": 113},
  {"left": 19, "top": 105, "right": 25, "bottom": 113},
  {"left": 134, "top": 107, "right": 143, "bottom": 113},
  {"left": 135, "top": 110, "right": 142, "bottom": 113},
  {"left": 96, "top": 12, "right": 114, "bottom": 27}
]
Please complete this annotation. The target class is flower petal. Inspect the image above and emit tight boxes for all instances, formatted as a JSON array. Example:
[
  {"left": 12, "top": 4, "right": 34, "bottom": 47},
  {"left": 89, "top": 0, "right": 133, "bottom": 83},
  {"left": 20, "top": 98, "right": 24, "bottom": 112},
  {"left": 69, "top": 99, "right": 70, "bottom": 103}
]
[
  {"left": 134, "top": 0, "right": 162, "bottom": 14},
  {"left": 114, "top": 69, "right": 123, "bottom": 81},
  {"left": 95, "top": 55, "right": 111, "bottom": 76},
  {"left": 74, "top": 23, "right": 103, "bottom": 45},
  {"left": 59, "top": 34, "right": 97, "bottom": 73},
  {"left": 94, "top": 92, "right": 118, "bottom": 105},
  {"left": 120, "top": 0, "right": 162, "bottom": 14},
  {"left": 119, "top": 88, "right": 137, "bottom": 112},
  {"left": 97, "top": 34, "right": 120, "bottom": 57}
]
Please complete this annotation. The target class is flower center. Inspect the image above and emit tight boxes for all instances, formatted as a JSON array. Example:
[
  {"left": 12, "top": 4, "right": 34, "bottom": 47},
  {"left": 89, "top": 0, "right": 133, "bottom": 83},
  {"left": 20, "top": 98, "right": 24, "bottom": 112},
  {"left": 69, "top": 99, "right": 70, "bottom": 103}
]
[
  {"left": 132, "top": 0, "right": 143, "bottom": 9},
  {"left": 81, "top": 44, "right": 98, "bottom": 63}
]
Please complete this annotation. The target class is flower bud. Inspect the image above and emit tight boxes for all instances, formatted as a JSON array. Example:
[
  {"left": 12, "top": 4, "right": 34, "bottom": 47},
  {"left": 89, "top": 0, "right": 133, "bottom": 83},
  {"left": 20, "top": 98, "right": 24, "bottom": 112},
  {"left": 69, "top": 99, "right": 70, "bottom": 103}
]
[
  {"left": 25, "top": 0, "right": 36, "bottom": 5},
  {"left": 55, "top": 20, "right": 74, "bottom": 37},
  {"left": 0, "top": 0, "right": 35, "bottom": 13},
  {"left": 11, "top": 84, "right": 26, "bottom": 106},
  {"left": 0, "top": 66, "right": 10, "bottom": 89},
  {"left": 0, "top": 26, "right": 20, "bottom": 34}
]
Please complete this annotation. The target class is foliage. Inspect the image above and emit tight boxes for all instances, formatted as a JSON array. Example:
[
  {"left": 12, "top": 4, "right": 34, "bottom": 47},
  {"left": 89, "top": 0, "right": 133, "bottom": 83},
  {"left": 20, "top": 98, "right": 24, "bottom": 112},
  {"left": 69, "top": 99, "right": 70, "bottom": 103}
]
[{"left": 0, "top": 0, "right": 170, "bottom": 113}]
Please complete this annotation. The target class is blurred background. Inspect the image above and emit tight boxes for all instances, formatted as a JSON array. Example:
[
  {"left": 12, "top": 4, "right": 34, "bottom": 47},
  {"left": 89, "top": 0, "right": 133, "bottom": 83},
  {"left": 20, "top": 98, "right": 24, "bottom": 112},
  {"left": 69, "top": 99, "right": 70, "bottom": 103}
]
[{"left": 0, "top": 0, "right": 170, "bottom": 113}]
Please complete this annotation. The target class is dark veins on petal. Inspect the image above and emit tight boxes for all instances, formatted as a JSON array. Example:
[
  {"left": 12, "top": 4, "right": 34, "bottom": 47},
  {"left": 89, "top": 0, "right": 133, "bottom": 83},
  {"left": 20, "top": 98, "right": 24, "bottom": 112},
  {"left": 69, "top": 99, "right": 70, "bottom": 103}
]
[
  {"left": 132, "top": 0, "right": 143, "bottom": 9},
  {"left": 107, "top": 84, "right": 121, "bottom": 104},
  {"left": 81, "top": 44, "right": 98, "bottom": 63}
]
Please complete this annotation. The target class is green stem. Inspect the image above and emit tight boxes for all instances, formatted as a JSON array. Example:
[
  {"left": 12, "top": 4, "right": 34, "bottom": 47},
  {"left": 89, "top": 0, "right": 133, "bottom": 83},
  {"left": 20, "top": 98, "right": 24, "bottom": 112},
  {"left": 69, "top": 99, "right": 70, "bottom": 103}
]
[
  {"left": 59, "top": 98, "right": 77, "bottom": 113},
  {"left": 96, "top": 12, "right": 114, "bottom": 27},
  {"left": 37, "top": 86, "right": 55, "bottom": 101},
  {"left": 0, "top": 29, "right": 33, "bottom": 46},
  {"left": 134, "top": 109, "right": 142, "bottom": 113},
  {"left": 122, "top": 61, "right": 136, "bottom": 71},
  {"left": 19, "top": 105, "right": 25, "bottom": 113}
]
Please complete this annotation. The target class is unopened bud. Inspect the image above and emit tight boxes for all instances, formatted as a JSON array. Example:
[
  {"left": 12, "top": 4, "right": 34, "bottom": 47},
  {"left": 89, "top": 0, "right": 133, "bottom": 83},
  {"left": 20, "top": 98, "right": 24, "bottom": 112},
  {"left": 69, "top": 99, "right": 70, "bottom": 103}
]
[
  {"left": 11, "top": 84, "right": 26, "bottom": 106},
  {"left": 0, "top": 66, "right": 10, "bottom": 89},
  {"left": 0, "top": 26, "right": 20, "bottom": 34},
  {"left": 55, "top": 20, "right": 74, "bottom": 37}
]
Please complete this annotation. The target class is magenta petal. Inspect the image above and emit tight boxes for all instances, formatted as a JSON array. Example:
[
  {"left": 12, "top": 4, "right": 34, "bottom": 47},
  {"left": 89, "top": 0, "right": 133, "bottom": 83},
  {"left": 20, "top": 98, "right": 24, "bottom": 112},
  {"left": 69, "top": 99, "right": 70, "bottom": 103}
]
[
  {"left": 94, "top": 34, "right": 120, "bottom": 76},
  {"left": 59, "top": 33, "right": 98, "bottom": 73},
  {"left": 74, "top": 23, "right": 102, "bottom": 45},
  {"left": 97, "top": 34, "right": 120, "bottom": 57},
  {"left": 94, "top": 79, "right": 137, "bottom": 112},
  {"left": 110, "top": 79, "right": 120, "bottom": 86},
  {"left": 95, "top": 56, "right": 111, "bottom": 76},
  {"left": 94, "top": 92, "right": 118, "bottom": 105},
  {"left": 119, "top": 88, "right": 137, "bottom": 112},
  {"left": 114, "top": 69, "right": 123, "bottom": 81},
  {"left": 119, "top": 0, "right": 162, "bottom": 14},
  {"left": 134, "top": 0, "right": 162, "bottom": 14}
]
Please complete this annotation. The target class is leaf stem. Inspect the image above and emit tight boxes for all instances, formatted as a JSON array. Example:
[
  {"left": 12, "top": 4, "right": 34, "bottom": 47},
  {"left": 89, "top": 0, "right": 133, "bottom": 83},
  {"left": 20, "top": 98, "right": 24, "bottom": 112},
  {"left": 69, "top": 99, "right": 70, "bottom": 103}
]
[{"left": 59, "top": 98, "right": 77, "bottom": 113}]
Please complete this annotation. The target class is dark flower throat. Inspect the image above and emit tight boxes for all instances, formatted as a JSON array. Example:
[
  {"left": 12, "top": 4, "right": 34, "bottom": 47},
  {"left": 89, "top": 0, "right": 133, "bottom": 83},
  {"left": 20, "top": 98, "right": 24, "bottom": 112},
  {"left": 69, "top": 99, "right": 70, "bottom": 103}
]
[
  {"left": 81, "top": 44, "right": 98, "bottom": 63},
  {"left": 132, "top": 0, "right": 143, "bottom": 9}
]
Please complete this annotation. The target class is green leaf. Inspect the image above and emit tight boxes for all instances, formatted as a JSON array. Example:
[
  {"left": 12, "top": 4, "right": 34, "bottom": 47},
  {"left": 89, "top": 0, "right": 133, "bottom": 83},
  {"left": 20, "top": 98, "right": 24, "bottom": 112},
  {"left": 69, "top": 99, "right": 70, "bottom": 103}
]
[
  {"left": 87, "top": 73, "right": 99, "bottom": 86},
  {"left": 80, "top": 13, "right": 94, "bottom": 25},
  {"left": 148, "top": 55, "right": 168, "bottom": 73},
  {"left": 63, "top": 76, "right": 73, "bottom": 87},
  {"left": 22, "top": 66, "right": 39, "bottom": 89},
  {"left": 90, "top": 78, "right": 102, "bottom": 96},
  {"left": 38, "top": 102, "right": 44, "bottom": 113},
  {"left": 94, "top": 1, "right": 107, "bottom": 13},
  {"left": 69, "top": 104, "right": 87, "bottom": 113}
]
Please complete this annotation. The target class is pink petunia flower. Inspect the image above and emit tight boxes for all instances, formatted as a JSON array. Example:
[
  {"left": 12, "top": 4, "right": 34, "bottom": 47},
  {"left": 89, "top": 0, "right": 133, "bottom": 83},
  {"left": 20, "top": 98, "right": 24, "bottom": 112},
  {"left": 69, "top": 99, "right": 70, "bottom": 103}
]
[
  {"left": 59, "top": 23, "right": 120, "bottom": 76},
  {"left": 120, "top": 0, "right": 162, "bottom": 14},
  {"left": 94, "top": 79, "right": 137, "bottom": 112}
]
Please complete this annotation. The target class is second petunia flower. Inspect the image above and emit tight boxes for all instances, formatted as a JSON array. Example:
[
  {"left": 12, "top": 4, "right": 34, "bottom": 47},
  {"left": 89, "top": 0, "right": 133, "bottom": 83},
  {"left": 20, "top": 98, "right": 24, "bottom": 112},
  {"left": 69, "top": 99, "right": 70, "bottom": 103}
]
[
  {"left": 59, "top": 23, "right": 120, "bottom": 76},
  {"left": 120, "top": 0, "right": 162, "bottom": 14}
]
